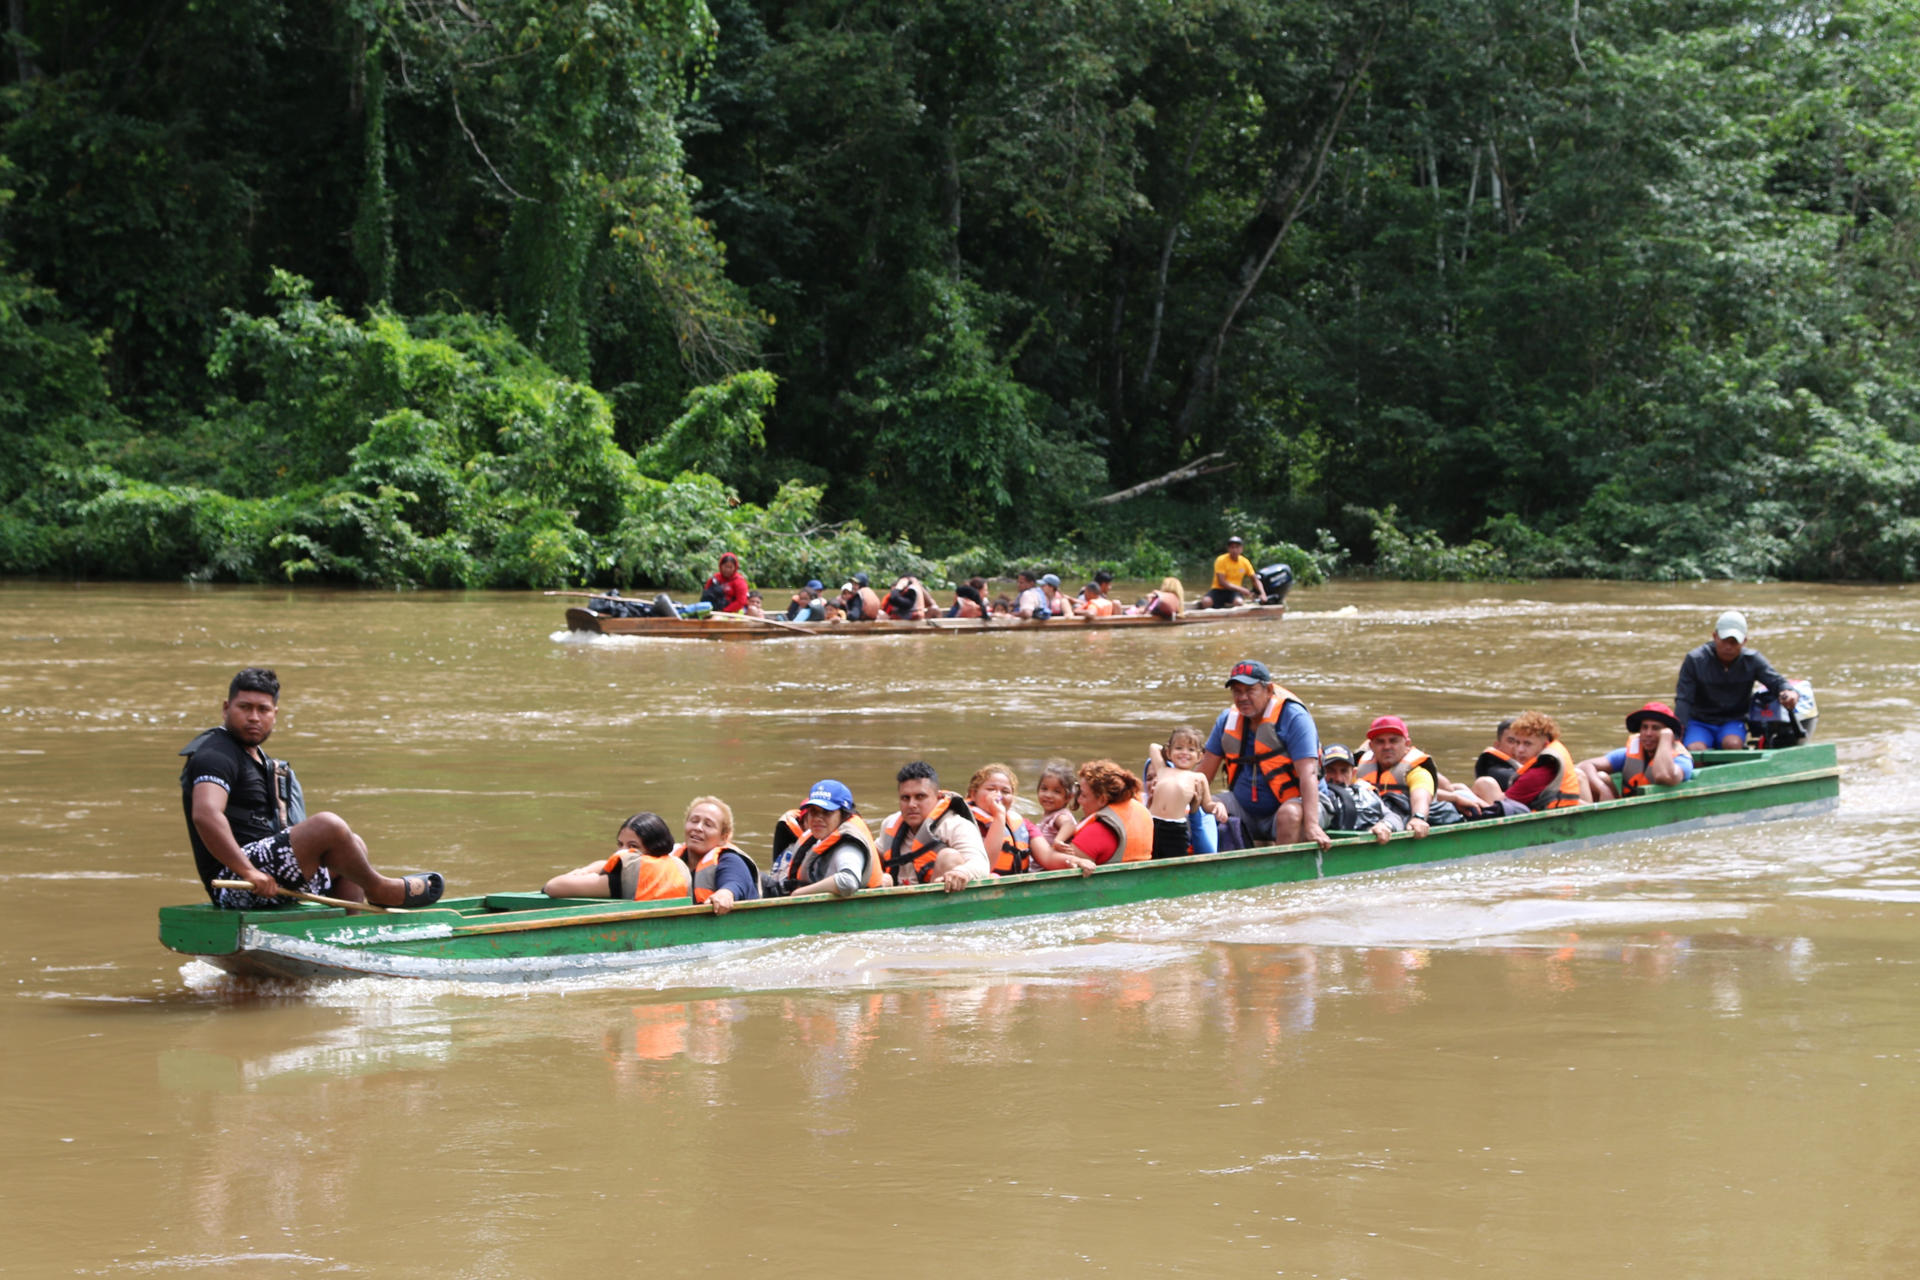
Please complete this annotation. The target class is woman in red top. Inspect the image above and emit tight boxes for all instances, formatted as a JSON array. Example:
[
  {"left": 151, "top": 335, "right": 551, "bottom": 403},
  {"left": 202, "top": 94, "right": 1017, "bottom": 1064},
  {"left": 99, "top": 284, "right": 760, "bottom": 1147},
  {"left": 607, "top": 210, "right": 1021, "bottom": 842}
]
[
  {"left": 701, "top": 552, "right": 751, "bottom": 613},
  {"left": 1065, "top": 759, "right": 1157, "bottom": 865}
]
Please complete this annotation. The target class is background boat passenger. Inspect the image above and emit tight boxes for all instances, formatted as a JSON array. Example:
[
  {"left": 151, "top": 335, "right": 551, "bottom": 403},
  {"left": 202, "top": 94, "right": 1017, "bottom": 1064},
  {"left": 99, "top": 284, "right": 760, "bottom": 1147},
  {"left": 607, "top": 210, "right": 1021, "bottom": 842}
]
[
  {"left": 1196, "top": 659, "right": 1332, "bottom": 851},
  {"left": 700, "top": 552, "right": 751, "bottom": 613},
  {"left": 1064, "top": 760, "right": 1155, "bottom": 864},
  {"left": 785, "top": 581, "right": 828, "bottom": 622},
  {"left": 1013, "top": 570, "right": 1052, "bottom": 619},
  {"left": 1032, "top": 761, "right": 1079, "bottom": 846},
  {"left": 181, "top": 667, "right": 445, "bottom": 910},
  {"left": 1467, "top": 710, "right": 1585, "bottom": 814},
  {"left": 1193, "top": 535, "right": 1268, "bottom": 610},
  {"left": 743, "top": 591, "right": 767, "bottom": 619},
  {"left": 1127, "top": 576, "right": 1184, "bottom": 618},
  {"left": 879, "top": 761, "right": 990, "bottom": 891},
  {"left": 1078, "top": 583, "right": 1118, "bottom": 617},
  {"left": 779, "top": 780, "right": 881, "bottom": 898},
  {"left": 1038, "top": 573, "right": 1077, "bottom": 618},
  {"left": 1577, "top": 701, "right": 1695, "bottom": 803},
  {"left": 885, "top": 576, "right": 936, "bottom": 620},
  {"left": 1675, "top": 610, "right": 1797, "bottom": 750},
  {"left": 543, "top": 811, "right": 688, "bottom": 900},
  {"left": 948, "top": 576, "right": 992, "bottom": 618}
]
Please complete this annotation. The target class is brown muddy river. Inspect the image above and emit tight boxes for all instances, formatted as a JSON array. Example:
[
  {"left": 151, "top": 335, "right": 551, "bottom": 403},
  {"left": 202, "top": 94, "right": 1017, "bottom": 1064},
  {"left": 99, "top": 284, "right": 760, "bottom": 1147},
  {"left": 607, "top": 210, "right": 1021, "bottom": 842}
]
[{"left": 2, "top": 579, "right": 1916, "bottom": 1277}]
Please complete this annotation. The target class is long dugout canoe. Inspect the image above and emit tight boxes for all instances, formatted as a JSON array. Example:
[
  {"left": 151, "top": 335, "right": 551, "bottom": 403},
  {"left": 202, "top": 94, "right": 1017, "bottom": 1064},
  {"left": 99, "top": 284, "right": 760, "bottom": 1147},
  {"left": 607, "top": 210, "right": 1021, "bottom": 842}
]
[
  {"left": 563, "top": 603, "right": 1286, "bottom": 638},
  {"left": 157, "top": 744, "right": 1840, "bottom": 983}
]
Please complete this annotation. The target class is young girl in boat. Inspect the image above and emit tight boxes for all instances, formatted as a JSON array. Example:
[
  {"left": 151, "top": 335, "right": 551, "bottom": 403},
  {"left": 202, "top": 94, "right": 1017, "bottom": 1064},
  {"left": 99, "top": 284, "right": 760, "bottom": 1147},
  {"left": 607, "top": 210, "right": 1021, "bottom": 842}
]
[
  {"left": 543, "top": 812, "right": 690, "bottom": 900},
  {"left": 1126, "top": 577, "right": 1184, "bottom": 618},
  {"left": 1145, "top": 726, "right": 1225, "bottom": 858},
  {"left": 1032, "top": 761, "right": 1079, "bottom": 847}
]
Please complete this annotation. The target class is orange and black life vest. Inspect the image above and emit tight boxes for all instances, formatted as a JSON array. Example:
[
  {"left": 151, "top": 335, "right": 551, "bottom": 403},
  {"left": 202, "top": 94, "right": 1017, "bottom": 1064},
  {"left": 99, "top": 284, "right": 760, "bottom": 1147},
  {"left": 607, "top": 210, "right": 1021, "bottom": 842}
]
[
  {"left": 1219, "top": 686, "right": 1306, "bottom": 806},
  {"left": 1618, "top": 736, "right": 1692, "bottom": 798},
  {"left": 879, "top": 791, "right": 970, "bottom": 884},
  {"left": 690, "top": 843, "right": 761, "bottom": 904},
  {"left": 1359, "top": 749, "right": 1439, "bottom": 808},
  {"left": 603, "top": 848, "right": 694, "bottom": 901},
  {"left": 971, "top": 801, "right": 1033, "bottom": 875},
  {"left": 782, "top": 814, "right": 881, "bottom": 894},
  {"left": 768, "top": 809, "right": 807, "bottom": 879},
  {"left": 1074, "top": 797, "right": 1156, "bottom": 865},
  {"left": 1523, "top": 741, "right": 1583, "bottom": 811},
  {"left": 1474, "top": 747, "right": 1518, "bottom": 790}
]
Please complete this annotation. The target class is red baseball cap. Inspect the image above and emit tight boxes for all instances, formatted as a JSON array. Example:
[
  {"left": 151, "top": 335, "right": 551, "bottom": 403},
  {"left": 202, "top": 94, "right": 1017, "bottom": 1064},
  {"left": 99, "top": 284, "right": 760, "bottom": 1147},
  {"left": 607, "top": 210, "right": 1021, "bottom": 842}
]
[
  {"left": 1625, "top": 701, "right": 1683, "bottom": 734},
  {"left": 1365, "top": 715, "right": 1409, "bottom": 740}
]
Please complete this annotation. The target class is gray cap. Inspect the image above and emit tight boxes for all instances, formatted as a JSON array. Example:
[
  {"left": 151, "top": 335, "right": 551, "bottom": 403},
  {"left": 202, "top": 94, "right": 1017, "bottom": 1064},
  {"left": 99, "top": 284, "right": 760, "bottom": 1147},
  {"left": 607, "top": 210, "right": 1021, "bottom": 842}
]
[
  {"left": 1715, "top": 610, "right": 1748, "bottom": 642},
  {"left": 1040, "top": 573, "right": 1061, "bottom": 588}
]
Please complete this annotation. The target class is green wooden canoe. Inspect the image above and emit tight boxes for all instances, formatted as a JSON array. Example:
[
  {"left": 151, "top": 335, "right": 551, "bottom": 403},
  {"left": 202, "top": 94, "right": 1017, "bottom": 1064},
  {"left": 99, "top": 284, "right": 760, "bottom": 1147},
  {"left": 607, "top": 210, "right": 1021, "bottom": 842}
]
[{"left": 158, "top": 742, "right": 1840, "bottom": 983}]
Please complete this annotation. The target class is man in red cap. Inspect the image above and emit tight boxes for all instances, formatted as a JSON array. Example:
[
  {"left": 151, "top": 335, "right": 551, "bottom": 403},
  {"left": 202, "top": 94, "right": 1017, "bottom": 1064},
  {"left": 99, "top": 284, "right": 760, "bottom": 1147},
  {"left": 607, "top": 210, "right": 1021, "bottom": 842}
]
[
  {"left": 1575, "top": 701, "right": 1694, "bottom": 802},
  {"left": 1353, "top": 715, "right": 1477, "bottom": 838}
]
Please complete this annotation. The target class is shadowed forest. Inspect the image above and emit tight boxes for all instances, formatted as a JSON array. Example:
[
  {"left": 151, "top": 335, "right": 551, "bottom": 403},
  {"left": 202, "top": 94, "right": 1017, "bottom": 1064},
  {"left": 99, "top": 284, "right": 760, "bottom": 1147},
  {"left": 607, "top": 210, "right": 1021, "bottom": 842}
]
[{"left": 3, "top": 0, "right": 1916, "bottom": 587}]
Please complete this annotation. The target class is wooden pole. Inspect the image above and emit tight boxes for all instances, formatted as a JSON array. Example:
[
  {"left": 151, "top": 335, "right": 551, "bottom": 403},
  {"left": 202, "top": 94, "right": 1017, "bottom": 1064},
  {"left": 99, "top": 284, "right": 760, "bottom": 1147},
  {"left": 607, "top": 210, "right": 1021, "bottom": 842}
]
[{"left": 212, "top": 879, "right": 405, "bottom": 913}]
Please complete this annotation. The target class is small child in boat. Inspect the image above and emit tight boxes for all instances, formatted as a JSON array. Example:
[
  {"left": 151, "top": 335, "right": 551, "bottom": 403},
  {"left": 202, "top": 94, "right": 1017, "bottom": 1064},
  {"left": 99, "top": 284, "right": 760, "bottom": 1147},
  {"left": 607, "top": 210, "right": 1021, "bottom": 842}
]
[
  {"left": 1032, "top": 761, "right": 1079, "bottom": 847},
  {"left": 1146, "top": 726, "right": 1224, "bottom": 858},
  {"left": 542, "top": 811, "right": 690, "bottom": 901}
]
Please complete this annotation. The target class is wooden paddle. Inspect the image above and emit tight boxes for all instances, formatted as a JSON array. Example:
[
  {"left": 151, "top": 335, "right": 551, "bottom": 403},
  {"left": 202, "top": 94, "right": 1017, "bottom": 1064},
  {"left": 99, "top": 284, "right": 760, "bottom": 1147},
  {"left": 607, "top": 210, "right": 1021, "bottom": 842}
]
[{"left": 212, "top": 879, "right": 406, "bottom": 913}]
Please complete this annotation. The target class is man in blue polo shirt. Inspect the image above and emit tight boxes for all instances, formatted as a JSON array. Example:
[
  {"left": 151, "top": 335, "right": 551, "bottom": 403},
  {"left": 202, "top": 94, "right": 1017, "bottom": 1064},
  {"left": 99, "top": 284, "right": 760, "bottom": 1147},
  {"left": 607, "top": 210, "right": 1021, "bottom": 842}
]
[{"left": 1197, "top": 659, "right": 1332, "bottom": 851}]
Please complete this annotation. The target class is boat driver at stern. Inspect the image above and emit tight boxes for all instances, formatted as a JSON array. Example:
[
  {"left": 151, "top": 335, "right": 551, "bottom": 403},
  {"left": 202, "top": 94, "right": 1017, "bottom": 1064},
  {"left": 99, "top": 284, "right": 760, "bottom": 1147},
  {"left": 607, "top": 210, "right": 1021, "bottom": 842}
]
[
  {"left": 1196, "top": 660, "right": 1332, "bottom": 851},
  {"left": 179, "top": 667, "right": 446, "bottom": 910}
]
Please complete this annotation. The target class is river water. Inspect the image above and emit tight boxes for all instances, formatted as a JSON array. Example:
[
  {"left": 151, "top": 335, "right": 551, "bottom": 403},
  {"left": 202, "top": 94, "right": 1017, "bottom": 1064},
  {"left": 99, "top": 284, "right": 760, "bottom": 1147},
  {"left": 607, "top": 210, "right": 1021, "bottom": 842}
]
[{"left": 2, "top": 579, "right": 1915, "bottom": 1277}]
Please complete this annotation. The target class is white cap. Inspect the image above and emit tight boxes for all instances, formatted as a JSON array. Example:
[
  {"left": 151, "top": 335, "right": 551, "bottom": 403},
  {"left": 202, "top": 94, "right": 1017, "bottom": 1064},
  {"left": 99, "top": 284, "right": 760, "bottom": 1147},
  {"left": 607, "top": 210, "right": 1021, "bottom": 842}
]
[{"left": 1715, "top": 610, "right": 1748, "bottom": 643}]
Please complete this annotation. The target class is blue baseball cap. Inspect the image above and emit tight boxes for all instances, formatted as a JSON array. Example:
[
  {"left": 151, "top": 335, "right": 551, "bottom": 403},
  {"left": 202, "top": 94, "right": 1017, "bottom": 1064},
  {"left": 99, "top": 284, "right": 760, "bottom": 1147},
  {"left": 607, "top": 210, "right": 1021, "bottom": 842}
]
[
  {"left": 1225, "top": 659, "right": 1272, "bottom": 686},
  {"left": 805, "top": 579, "right": 824, "bottom": 592},
  {"left": 803, "top": 779, "right": 855, "bottom": 813},
  {"left": 1040, "top": 573, "right": 1061, "bottom": 588}
]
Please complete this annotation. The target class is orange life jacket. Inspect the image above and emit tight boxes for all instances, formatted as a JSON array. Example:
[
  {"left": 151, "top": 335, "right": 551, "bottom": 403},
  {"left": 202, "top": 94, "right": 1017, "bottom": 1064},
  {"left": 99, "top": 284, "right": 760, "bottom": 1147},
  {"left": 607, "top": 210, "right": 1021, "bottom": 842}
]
[
  {"left": 690, "top": 843, "right": 761, "bottom": 904},
  {"left": 769, "top": 809, "right": 806, "bottom": 879},
  {"left": 1359, "top": 749, "right": 1438, "bottom": 807},
  {"left": 1523, "top": 741, "right": 1583, "bottom": 810},
  {"left": 971, "top": 801, "right": 1033, "bottom": 875},
  {"left": 782, "top": 814, "right": 881, "bottom": 894},
  {"left": 879, "top": 791, "right": 971, "bottom": 884},
  {"left": 1081, "top": 596, "right": 1117, "bottom": 618},
  {"left": 1618, "top": 736, "right": 1692, "bottom": 798},
  {"left": 1075, "top": 797, "right": 1156, "bottom": 864},
  {"left": 601, "top": 848, "right": 694, "bottom": 901},
  {"left": 1219, "top": 686, "right": 1306, "bottom": 806}
]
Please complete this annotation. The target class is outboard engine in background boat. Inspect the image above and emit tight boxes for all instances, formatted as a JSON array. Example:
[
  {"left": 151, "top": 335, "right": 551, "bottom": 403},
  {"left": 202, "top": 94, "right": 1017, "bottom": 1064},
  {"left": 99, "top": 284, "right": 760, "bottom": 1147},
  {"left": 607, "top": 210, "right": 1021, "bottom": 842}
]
[
  {"left": 1256, "top": 563, "right": 1294, "bottom": 605},
  {"left": 1749, "top": 678, "right": 1817, "bottom": 748}
]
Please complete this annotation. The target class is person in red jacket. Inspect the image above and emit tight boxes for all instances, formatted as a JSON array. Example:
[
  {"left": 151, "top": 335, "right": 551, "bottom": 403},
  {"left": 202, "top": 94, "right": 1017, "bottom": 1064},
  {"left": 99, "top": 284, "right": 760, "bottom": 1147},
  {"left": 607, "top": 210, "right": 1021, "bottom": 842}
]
[{"left": 700, "top": 552, "right": 751, "bottom": 613}]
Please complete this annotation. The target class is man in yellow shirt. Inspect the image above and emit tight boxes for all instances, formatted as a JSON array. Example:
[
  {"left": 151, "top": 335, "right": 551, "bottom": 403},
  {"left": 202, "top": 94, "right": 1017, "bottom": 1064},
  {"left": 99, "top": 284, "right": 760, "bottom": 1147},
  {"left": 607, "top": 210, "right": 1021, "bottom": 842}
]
[{"left": 1195, "top": 535, "right": 1267, "bottom": 609}]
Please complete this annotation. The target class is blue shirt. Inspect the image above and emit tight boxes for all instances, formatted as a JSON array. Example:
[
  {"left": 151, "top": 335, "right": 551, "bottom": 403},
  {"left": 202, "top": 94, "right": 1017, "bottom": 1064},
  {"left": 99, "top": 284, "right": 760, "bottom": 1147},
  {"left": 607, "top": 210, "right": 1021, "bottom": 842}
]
[
  {"left": 1603, "top": 746, "right": 1695, "bottom": 783},
  {"left": 1204, "top": 700, "right": 1320, "bottom": 816}
]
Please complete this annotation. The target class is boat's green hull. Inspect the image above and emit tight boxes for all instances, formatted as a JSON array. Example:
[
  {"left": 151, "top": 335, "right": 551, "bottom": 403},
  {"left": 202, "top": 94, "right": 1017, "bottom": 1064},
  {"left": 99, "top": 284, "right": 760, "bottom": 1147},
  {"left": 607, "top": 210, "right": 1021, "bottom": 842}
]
[{"left": 158, "top": 743, "right": 1840, "bottom": 982}]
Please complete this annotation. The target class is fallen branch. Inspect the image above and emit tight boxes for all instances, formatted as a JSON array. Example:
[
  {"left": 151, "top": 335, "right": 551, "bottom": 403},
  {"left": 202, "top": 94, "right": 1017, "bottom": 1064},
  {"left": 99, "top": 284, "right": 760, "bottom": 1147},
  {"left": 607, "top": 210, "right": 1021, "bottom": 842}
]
[{"left": 1089, "top": 452, "right": 1230, "bottom": 505}]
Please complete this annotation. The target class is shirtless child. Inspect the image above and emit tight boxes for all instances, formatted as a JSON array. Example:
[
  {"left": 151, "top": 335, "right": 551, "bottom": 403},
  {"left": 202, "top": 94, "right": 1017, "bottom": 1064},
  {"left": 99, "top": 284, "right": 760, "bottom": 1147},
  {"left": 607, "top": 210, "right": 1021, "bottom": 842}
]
[{"left": 1146, "top": 726, "right": 1227, "bottom": 859}]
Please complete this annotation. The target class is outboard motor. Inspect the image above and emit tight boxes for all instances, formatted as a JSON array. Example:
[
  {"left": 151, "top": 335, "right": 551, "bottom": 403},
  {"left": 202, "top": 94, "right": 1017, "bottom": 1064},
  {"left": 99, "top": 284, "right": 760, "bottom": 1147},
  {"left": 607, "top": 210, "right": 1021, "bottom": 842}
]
[
  {"left": 1748, "top": 677, "right": 1816, "bottom": 748},
  {"left": 1256, "top": 563, "right": 1294, "bottom": 605}
]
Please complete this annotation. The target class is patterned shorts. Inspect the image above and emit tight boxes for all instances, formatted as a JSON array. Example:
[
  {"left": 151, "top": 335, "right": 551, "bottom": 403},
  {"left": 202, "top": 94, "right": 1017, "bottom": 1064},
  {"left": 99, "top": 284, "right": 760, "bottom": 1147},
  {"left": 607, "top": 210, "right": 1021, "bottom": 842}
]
[{"left": 212, "top": 828, "right": 332, "bottom": 910}]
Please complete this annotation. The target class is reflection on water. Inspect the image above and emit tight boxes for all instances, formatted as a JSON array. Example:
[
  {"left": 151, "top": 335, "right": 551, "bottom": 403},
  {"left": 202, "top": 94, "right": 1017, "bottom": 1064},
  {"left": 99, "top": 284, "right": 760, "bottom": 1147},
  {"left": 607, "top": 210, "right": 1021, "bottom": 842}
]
[{"left": 4, "top": 579, "right": 1919, "bottom": 1277}]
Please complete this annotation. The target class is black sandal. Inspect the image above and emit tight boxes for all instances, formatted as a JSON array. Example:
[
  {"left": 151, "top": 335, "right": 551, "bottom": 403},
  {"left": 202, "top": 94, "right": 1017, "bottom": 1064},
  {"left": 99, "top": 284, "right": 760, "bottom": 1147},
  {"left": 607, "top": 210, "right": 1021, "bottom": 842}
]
[{"left": 399, "top": 871, "right": 446, "bottom": 908}]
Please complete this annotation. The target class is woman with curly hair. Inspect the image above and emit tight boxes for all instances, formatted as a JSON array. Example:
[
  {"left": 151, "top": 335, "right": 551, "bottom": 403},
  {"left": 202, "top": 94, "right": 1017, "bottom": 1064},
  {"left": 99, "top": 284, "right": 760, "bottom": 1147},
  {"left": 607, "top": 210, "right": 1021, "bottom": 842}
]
[{"left": 1064, "top": 759, "right": 1156, "bottom": 865}]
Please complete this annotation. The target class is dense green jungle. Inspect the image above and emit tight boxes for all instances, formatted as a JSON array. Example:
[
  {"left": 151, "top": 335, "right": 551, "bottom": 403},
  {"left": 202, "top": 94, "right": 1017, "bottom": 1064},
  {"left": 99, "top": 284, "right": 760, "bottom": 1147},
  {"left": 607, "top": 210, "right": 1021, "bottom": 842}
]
[{"left": 1, "top": 0, "right": 1916, "bottom": 588}]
